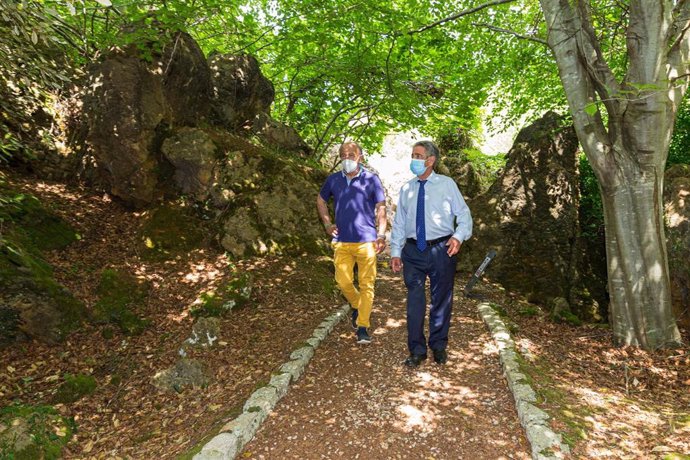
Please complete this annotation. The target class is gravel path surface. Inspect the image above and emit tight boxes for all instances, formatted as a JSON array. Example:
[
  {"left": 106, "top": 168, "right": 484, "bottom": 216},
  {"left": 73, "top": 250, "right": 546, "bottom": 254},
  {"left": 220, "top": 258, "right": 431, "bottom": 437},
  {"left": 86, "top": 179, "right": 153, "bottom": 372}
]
[{"left": 241, "top": 270, "right": 531, "bottom": 459}]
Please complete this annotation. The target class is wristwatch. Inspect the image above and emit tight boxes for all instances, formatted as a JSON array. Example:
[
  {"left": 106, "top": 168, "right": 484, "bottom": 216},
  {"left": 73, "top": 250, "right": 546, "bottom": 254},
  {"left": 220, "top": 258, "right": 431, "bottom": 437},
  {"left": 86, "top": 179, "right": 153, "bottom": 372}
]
[{"left": 376, "top": 234, "right": 386, "bottom": 240}]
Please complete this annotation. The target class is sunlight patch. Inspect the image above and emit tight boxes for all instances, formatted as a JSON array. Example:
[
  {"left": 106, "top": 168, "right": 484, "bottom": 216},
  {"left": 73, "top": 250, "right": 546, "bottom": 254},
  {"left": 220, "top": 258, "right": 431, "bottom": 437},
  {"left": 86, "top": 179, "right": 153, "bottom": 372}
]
[{"left": 396, "top": 404, "right": 435, "bottom": 431}]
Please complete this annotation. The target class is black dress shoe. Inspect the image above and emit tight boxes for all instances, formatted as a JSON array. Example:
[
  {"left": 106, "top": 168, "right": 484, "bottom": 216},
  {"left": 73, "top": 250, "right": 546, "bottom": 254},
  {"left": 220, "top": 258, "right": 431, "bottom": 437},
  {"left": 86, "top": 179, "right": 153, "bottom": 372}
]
[
  {"left": 404, "top": 353, "right": 427, "bottom": 368},
  {"left": 433, "top": 349, "right": 448, "bottom": 365}
]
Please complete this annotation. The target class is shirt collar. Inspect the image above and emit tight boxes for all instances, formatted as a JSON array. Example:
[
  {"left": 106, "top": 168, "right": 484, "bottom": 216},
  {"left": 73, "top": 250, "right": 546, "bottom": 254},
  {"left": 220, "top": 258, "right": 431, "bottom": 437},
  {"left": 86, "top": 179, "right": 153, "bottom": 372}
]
[
  {"left": 417, "top": 171, "right": 437, "bottom": 183},
  {"left": 342, "top": 165, "right": 363, "bottom": 179}
]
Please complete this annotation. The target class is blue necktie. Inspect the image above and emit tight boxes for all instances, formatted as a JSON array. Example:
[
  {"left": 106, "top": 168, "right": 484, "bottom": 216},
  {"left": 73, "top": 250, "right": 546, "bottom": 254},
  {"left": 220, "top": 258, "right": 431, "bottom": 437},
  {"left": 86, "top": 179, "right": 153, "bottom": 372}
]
[{"left": 416, "top": 180, "right": 427, "bottom": 252}]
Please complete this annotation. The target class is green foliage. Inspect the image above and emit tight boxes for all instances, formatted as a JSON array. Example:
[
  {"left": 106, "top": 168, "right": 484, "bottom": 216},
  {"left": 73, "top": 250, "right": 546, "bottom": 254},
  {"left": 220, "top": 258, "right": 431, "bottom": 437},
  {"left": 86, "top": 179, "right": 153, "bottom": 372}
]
[
  {"left": 517, "top": 304, "right": 540, "bottom": 317},
  {"left": 2, "top": 0, "right": 570, "bottom": 162},
  {"left": 0, "top": 0, "right": 76, "bottom": 162},
  {"left": 464, "top": 147, "right": 506, "bottom": 175},
  {"left": 579, "top": 154, "right": 604, "bottom": 239},
  {"left": 0, "top": 403, "right": 76, "bottom": 459},
  {"left": 552, "top": 309, "right": 583, "bottom": 327},
  {"left": 94, "top": 269, "right": 150, "bottom": 335},
  {"left": 52, "top": 373, "right": 97, "bottom": 404},
  {"left": 669, "top": 98, "right": 690, "bottom": 167},
  {"left": 191, "top": 272, "right": 252, "bottom": 318}
]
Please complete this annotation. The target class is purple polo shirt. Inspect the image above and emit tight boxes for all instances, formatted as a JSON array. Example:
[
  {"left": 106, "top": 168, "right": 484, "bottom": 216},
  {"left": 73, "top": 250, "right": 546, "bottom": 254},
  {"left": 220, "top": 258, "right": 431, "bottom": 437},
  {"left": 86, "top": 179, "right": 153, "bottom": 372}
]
[{"left": 319, "top": 167, "right": 386, "bottom": 243}]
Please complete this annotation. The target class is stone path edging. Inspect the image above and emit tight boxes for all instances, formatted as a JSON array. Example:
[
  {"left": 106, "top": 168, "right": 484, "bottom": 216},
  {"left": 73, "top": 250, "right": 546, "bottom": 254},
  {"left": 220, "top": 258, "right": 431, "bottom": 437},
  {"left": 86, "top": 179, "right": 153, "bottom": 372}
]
[
  {"left": 192, "top": 303, "right": 350, "bottom": 460},
  {"left": 477, "top": 302, "right": 570, "bottom": 460}
]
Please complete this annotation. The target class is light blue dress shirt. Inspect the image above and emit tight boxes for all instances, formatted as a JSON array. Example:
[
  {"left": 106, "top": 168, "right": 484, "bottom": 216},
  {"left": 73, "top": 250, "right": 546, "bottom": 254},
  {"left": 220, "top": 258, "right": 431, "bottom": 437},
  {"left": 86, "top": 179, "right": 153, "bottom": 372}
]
[{"left": 390, "top": 171, "right": 473, "bottom": 258}]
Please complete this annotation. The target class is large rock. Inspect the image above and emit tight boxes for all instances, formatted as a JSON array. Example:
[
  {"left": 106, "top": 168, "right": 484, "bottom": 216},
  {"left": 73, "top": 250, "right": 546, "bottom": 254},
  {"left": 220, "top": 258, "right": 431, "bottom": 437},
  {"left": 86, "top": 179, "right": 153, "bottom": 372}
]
[
  {"left": 153, "top": 358, "right": 210, "bottom": 392},
  {"left": 460, "top": 112, "right": 602, "bottom": 315},
  {"left": 0, "top": 257, "right": 85, "bottom": 345},
  {"left": 209, "top": 54, "right": 275, "bottom": 130},
  {"left": 82, "top": 31, "right": 215, "bottom": 207},
  {"left": 252, "top": 112, "right": 312, "bottom": 157},
  {"left": 83, "top": 53, "right": 167, "bottom": 207},
  {"left": 161, "top": 127, "right": 218, "bottom": 201},
  {"left": 664, "top": 164, "right": 690, "bottom": 329},
  {"left": 0, "top": 197, "right": 85, "bottom": 345},
  {"left": 213, "top": 146, "right": 326, "bottom": 257},
  {"left": 437, "top": 157, "right": 484, "bottom": 199},
  {"left": 157, "top": 32, "right": 213, "bottom": 126}
]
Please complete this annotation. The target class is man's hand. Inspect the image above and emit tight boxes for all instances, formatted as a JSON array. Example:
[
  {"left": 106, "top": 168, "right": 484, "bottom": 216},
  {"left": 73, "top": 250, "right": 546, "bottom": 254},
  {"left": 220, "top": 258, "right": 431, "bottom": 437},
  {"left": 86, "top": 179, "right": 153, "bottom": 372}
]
[
  {"left": 446, "top": 237, "right": 462, "bottom": 256},
  {"left": 325, "top": 224, "right": 338, "bottom": 237},
  {"left": 375, "top": 237, "right": 385, "bottom": 254},
  {"left": 391, "top": 257, "right": 403, "bottom": 273}
]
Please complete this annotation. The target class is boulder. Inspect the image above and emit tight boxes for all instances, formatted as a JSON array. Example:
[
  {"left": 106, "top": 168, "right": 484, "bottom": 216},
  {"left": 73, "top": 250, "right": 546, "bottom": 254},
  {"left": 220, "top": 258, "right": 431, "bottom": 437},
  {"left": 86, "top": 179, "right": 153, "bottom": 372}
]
[
  {"left": 153, "top": 358, "right": 210, "bottom": 392},
  {"left": 187, "top": 317, "right": 221, "bottom": 347},
  {"left": 216, "top": 149, "right": 325, "bottom": 257},
  {"left": 83, "top": 53, "right": 167, "bottom": 207},
  {"left": 157, "top": 32, "right": 213, "bottom": 126},
  {"left": 1, "top": 212, "right": 85, "bottom": 345},
  {"left": 437, "top": 157, "right": 484, "bottom": 199},
  {"left": 664, "top": 164, "right": 690, "bottom": 329},
  {"left": 252, "top": 112, "right": 312, "bottom": 157},
  {"left": 460, "top": 112, "right": 603, "bottom": 315},
  {"left": 0, "top": 405, "right": 74, "bottom": 458},
  {"left": 161, "top": 127, "right": 218, "bottom": 201},
  {"left": 209, "top": 54, "right": 275, "bottom": 130}
]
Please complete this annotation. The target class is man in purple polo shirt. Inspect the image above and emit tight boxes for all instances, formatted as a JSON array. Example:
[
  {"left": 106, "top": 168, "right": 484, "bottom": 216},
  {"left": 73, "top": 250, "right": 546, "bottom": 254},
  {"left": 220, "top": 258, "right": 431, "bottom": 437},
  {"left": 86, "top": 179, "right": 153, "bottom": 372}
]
[{"left": 316, "top": 142, "right": 387, "bottom": 344}]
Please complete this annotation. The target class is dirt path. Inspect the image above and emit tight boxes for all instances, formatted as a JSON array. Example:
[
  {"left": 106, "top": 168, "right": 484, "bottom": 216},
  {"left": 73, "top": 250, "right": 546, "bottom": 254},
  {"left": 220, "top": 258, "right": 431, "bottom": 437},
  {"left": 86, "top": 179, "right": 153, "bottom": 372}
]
[{"left": 241, "top": 269, "right": 531, "bottom": 459}]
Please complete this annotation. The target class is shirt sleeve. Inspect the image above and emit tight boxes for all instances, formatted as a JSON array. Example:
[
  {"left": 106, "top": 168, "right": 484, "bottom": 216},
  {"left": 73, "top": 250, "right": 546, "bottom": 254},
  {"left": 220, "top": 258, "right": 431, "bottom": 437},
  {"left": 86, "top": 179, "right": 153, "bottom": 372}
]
[
  {"left": 372, "top": 174, "right": 386, "bottom": 204},
  {"left": 449, "top": 180, "right": 473, "bottom": 243},
  {"left": 319, "top": 175, "right": 333, "bottom": 202},
  {"left": 390, "top": 185, "right": 408, "bottom": 258}
]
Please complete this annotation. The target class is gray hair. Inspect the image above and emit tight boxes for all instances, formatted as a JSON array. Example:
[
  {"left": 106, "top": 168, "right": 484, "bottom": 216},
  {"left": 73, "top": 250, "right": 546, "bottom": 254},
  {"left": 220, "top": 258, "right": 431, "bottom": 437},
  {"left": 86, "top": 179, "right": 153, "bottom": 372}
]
[
  {"left": 339, "top": 142, "right": 363, "bottom": 156},
  {"left": 413, "top": 140, "right": 439, "bottom": 159}
]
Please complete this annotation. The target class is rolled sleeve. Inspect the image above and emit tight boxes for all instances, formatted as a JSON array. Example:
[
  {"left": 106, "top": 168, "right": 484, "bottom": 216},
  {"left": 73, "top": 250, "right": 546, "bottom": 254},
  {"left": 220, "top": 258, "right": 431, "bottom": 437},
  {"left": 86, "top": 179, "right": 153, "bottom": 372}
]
[
  {"left": 390, "top": 191, "right": 408, "bottom": 258},
  {"left": 450, "top": 183, "right": 472, "bottom": 243}
]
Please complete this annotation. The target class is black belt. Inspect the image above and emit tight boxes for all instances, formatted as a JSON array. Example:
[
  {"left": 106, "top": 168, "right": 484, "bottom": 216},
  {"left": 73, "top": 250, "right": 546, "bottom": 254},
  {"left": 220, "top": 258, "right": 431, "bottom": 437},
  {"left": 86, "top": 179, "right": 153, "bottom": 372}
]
[{"left": 406, "top": 235, "right": 452, "bottom": 247}]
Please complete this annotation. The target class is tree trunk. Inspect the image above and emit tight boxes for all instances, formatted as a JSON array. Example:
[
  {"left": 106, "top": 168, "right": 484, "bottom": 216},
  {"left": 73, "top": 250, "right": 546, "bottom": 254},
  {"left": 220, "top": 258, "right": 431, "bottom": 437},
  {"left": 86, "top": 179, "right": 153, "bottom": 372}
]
[
  {"left": 539, "top": 0, "right": 690, "bottom": 349},
  {"left": 601, "top": 172, "right": 681, "bottom": 348}
]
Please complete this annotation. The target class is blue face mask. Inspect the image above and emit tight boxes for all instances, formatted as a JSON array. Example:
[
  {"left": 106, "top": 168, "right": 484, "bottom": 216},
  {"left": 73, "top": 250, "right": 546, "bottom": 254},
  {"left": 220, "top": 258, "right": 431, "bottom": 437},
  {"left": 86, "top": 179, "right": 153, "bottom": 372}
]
[{"left": 410, "top": 159, "right": 427, "bottom": 176}]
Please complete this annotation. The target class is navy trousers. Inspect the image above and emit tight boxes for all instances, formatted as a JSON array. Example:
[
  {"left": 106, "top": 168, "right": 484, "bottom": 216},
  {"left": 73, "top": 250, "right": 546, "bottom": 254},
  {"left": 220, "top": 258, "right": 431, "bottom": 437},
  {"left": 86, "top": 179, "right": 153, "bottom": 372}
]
[{"left": 402, "top": 239, "right": 458, "bottom": 355}]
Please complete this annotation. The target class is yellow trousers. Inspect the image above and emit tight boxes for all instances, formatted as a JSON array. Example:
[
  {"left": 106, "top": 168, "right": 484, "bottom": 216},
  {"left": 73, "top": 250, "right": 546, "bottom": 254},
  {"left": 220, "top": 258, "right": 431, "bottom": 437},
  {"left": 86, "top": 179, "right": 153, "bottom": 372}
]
[{"left": 333, "top": 242, "right": 377, "bottom": 328}]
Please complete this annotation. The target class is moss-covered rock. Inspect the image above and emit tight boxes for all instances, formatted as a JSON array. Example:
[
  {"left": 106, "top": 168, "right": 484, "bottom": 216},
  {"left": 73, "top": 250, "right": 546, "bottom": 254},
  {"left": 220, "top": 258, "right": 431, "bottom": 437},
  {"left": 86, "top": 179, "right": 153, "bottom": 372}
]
[
  {"left": 94, "top": 269, "right": 150, "bottom": 335},
  {"left": 152, "top": 358, "right": 210, "bottom": 392},
  {"left": 0, "top": 187, "right": 85, "bottom": 345},
  {"left": 5, "top": 193, "right": 78, "bottom": 251},
  {"left": 138, "top": 205, "right": 207, "bottom": 261},
  {"left": 0, "top": 403, "right": 75, "bottom": 459},
  {"left": 52, "top": 373, "right": 97, "bottom": 404},
  {"left": 216, "top": 148, "right": 327, "bottom": 258},
  {"left": 191, "top": 272, "right": 252, "bottom": 318}
]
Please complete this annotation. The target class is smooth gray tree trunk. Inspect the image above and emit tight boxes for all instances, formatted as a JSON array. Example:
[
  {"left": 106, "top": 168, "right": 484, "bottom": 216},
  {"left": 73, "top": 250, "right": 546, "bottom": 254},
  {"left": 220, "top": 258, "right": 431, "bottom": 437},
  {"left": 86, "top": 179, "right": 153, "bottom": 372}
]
[
  {"left": 539, "top": 0, "right": 687, "bottom": 348},
  {"left": 601, "top": 175, "right": 680, "bottom": 348}
]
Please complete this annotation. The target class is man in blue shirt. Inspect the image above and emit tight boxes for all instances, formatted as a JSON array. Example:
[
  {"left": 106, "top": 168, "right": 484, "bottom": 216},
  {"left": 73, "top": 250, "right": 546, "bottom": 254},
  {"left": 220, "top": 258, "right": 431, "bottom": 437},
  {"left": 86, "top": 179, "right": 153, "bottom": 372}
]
[
  {"left": 317, "top": 142, "right": 387, "bottom": 344},
  {"left": 390, "top": 140, "right": 472, "bottom": 367}
]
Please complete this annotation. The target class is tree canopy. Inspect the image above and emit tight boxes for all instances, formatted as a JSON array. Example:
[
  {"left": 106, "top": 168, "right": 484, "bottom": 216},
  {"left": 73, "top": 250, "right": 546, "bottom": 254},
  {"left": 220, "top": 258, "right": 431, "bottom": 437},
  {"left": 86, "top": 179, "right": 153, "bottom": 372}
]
[{"left": 0, "top": 0, "right": 572, "bottom": 158}]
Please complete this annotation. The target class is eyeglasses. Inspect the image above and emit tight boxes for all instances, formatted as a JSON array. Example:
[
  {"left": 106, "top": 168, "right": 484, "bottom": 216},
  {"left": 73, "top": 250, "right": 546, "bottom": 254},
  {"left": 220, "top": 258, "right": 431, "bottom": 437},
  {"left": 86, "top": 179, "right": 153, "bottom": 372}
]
[{"left": 411, "top": 154, "right": 428, "bottom": 160}]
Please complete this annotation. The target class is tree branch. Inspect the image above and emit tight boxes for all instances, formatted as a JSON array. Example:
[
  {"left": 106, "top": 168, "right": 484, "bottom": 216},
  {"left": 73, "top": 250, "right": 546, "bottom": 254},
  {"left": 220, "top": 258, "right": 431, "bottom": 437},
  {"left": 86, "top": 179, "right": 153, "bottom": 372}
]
[
  {"left": 668, "top": 1, "right": 690, "bottom": 103},
  {"left": 575, "top": 1, "right": 622, "bottom": 126},
  {"left": 540, "top": 0, "right": 609, "bottom": 178},
  {"left": 408, "top": 0, "right": 516, "bottom": 35},
  {"left": 470, "top": 22, "right": 547, "bottom": 45}
]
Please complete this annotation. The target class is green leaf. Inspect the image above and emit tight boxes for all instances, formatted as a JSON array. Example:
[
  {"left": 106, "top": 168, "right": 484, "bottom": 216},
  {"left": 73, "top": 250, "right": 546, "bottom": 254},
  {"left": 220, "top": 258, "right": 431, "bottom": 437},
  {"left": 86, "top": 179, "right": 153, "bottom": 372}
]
[{"left": 584, "top": 103, "right": 598, "bottom": 116}]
